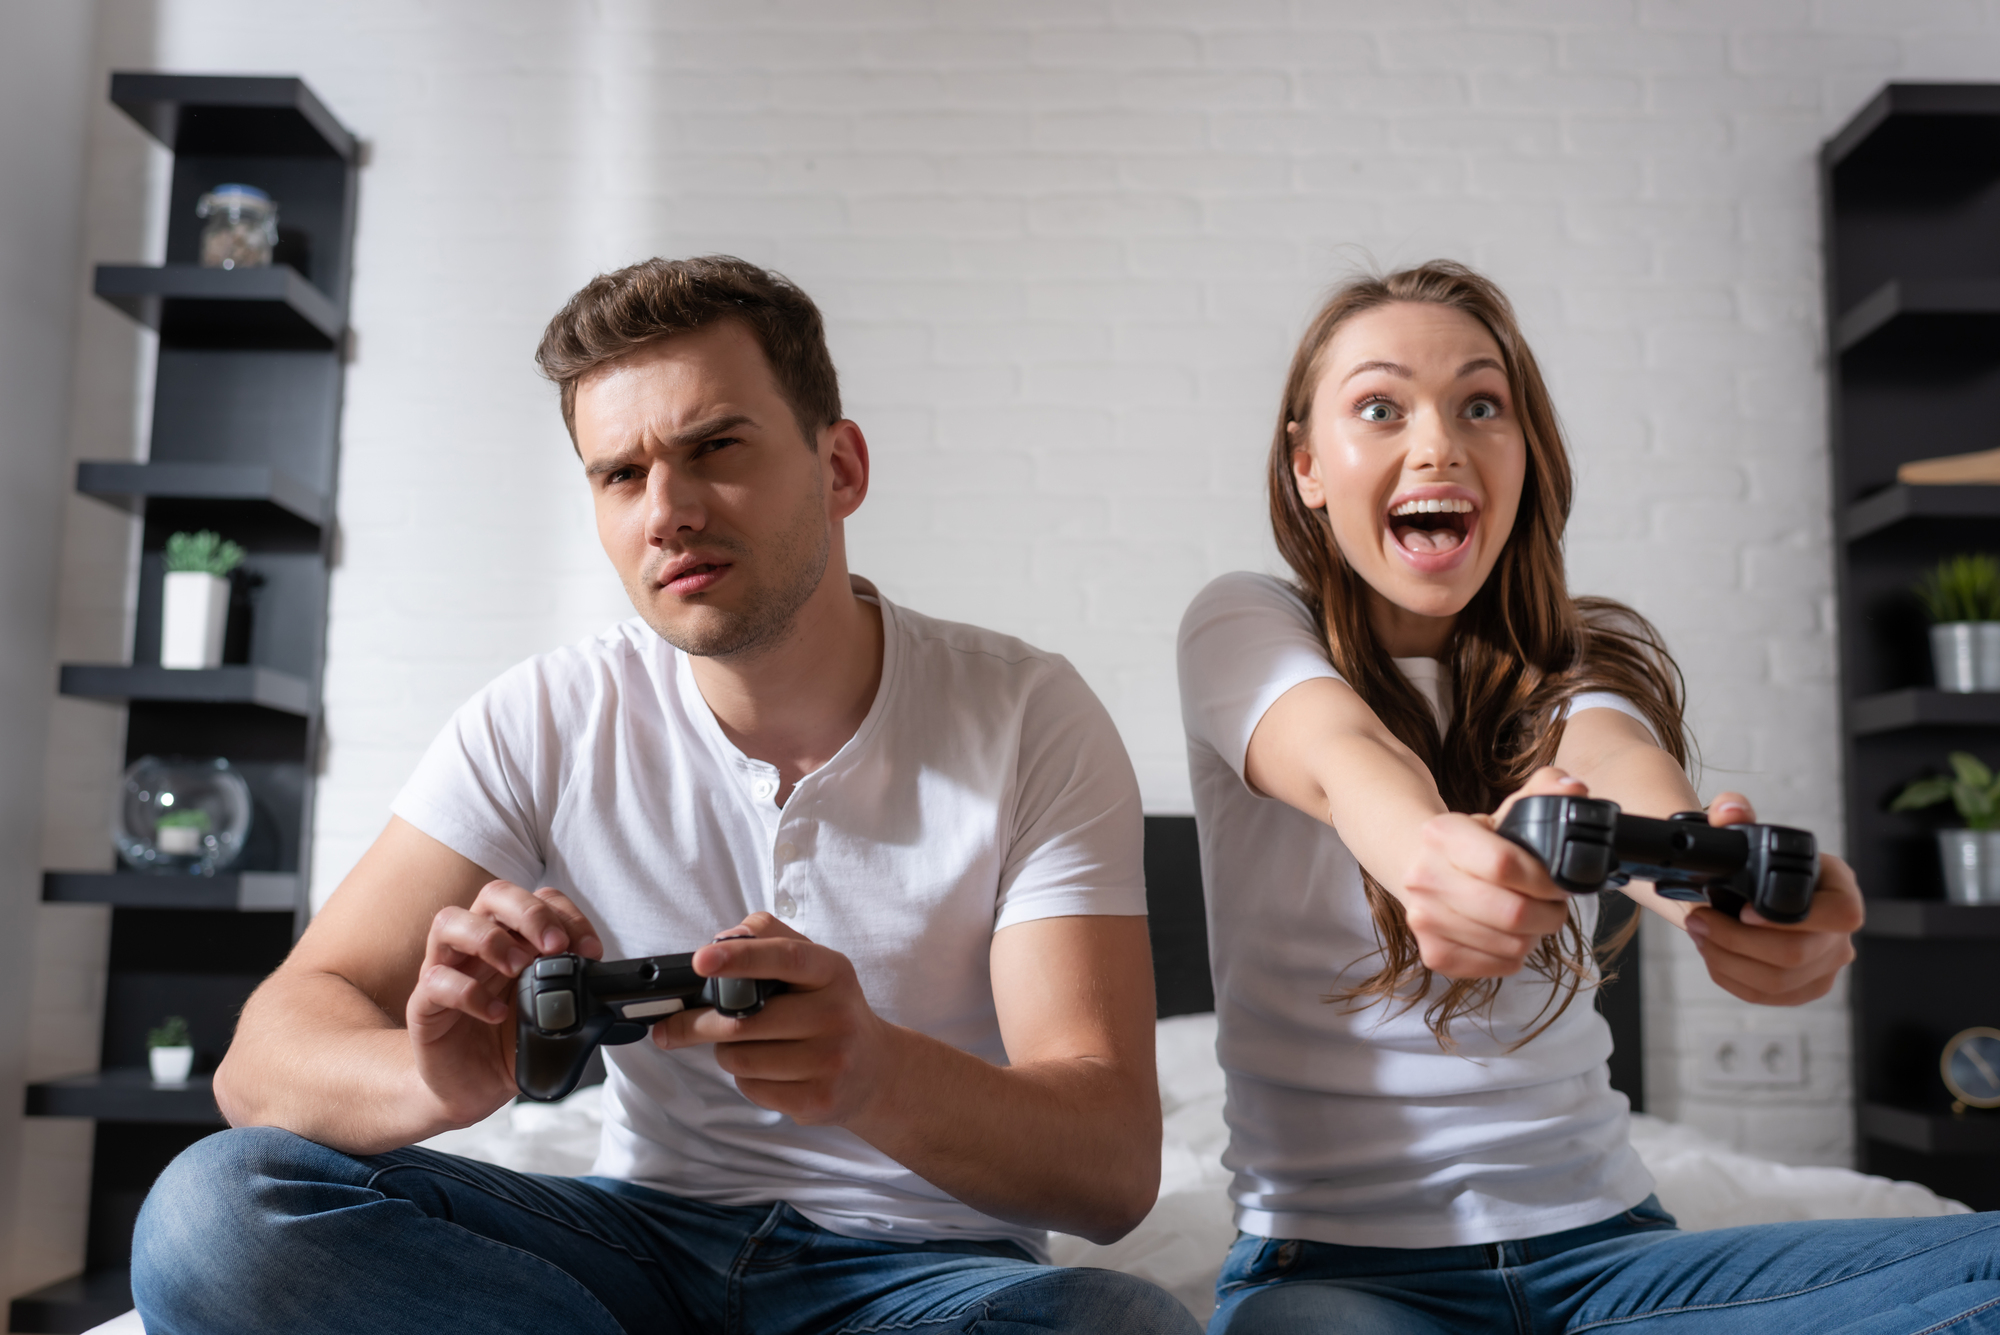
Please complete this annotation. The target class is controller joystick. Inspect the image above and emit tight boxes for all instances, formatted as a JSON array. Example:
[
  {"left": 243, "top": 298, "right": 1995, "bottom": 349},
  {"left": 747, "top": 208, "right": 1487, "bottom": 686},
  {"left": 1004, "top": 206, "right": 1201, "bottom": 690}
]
[
  {"left": 515, "top": 949, "right": 786, "bottom": 1102},
  {"left": 1496, "top": 795, "right": 1820, "bottom": 924}
]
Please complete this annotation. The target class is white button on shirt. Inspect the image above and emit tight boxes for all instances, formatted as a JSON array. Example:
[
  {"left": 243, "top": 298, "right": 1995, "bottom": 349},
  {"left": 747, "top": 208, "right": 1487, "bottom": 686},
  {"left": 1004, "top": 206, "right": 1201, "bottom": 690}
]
[{"left": 394, "top": 581, "right": 1146, "bottom": 1253}]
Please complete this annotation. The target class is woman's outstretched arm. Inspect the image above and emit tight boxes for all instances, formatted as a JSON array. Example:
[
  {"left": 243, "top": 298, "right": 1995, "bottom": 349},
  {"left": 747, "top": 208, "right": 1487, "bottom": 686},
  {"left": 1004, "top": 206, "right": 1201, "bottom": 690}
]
[
  {"left": 1555, "top": 707, "right": 1863, "bottom": 1005},
  {"left": 1245, "top": 676, "right": 1581, "bottom": 980}
]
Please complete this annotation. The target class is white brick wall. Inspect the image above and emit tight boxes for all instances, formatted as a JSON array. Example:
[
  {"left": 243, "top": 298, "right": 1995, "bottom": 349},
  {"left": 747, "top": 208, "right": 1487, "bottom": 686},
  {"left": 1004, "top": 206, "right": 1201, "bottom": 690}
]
[{"left": 33, "top": 12, "right": 2000, "bottom": 1266}]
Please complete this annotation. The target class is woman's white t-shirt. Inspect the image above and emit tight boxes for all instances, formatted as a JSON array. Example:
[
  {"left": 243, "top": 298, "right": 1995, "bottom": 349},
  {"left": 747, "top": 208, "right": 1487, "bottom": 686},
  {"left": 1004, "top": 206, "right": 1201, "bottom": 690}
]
[{"left": 1178, "top": 571, "right": 1659, "bottom": 1249}]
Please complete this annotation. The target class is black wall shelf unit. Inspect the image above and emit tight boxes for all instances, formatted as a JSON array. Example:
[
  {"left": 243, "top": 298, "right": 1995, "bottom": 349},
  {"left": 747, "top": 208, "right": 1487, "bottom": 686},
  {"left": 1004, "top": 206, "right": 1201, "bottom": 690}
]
[
  {"left": 12, "top": 73, "right": 355, "bottom": 1334},
  {"left": 1823, "top": 83, "right": 2000, "bottom": 1213}
]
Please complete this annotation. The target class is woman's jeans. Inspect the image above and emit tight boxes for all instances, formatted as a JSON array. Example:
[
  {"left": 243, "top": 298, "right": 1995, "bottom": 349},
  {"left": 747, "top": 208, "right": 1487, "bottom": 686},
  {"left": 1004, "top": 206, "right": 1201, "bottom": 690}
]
[
  {"left": 1210, "top": 1196, "right": 2000, "bottom": 1334},
  {"left": 131, "top": 1126, "right": 1201, "bottom": 1335}
]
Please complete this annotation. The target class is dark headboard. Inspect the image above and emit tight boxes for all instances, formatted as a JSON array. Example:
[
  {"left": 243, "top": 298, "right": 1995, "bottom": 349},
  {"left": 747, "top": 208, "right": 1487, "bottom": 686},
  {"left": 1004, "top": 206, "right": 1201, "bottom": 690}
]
[
  {"left": 1144, "top": 816, "right": 1215, "bottom": 1018},
  {"left": 1141, "top": 814, "right": 1644, "bottom": 1112}
]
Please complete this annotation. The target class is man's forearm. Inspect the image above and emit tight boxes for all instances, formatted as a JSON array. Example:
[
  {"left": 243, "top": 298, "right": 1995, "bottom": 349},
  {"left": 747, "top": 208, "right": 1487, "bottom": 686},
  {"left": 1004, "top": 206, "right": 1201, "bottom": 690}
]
[
  {"left": 214, "top": 971, "right": 463, "bottom": 1154},
  {"left": 839, "top": 1023, "right": 1160, "bottom": 1245}
]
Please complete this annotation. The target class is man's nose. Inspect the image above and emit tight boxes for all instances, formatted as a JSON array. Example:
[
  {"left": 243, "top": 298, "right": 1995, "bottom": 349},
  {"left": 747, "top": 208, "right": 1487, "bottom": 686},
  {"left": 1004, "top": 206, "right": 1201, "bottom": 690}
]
[{"left": 645, "top": 463, "right": 704, "bottom": 542}]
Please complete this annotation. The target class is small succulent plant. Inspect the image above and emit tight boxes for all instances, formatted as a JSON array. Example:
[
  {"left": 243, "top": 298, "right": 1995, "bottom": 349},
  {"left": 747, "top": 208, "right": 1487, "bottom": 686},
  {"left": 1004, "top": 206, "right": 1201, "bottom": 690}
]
[
  {"left": 1915, "top": 554, "right": 2000, "bottom": 624},
  {"left": 146, "top": 1016, "right": 191, "bottom": 1050},
  {"left": 1891, "top": 752, "right": 2000, "bottom": 832},
  {"left": 164, "top": 530, "right": 245, "bottom": 577}
]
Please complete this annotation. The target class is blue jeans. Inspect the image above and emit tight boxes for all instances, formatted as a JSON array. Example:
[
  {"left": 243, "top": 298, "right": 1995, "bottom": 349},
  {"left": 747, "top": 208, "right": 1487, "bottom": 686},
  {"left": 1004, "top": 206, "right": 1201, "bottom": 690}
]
[
  {"left": 1210, "top": 1196, "right": 2000, "bottom": 1334},
  {"left": 132, "top": 1127, "right": 1200, "bottom": 1334}
]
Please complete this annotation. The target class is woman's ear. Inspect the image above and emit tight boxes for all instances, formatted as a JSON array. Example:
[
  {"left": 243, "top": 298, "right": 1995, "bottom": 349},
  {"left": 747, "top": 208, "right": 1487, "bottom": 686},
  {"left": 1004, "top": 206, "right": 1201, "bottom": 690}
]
[{"left": 1288, "top": 423, "right": 1327, "bottom": 510}]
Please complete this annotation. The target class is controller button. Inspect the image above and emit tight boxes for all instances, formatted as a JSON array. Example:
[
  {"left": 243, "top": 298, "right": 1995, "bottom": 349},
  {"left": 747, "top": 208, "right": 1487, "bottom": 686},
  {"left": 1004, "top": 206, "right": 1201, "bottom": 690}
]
[
  {"left": 1770, "top": 829, "right": 1815, "bottom": 856},
  {"left": 1559, "top": 842, "right": 1614, "bottom": 885},
  {"left": 717, "top": 978, "right": 760, "bottom": 1012},
  {"left": 533, "top": 957, "right": 576, "bottom": 979},
  {"left": 535, "top": 990, "right": 577, "bottom": 1031},
  {"left": 1567, "top": 800, "right": 1616, "bottom": 830}
]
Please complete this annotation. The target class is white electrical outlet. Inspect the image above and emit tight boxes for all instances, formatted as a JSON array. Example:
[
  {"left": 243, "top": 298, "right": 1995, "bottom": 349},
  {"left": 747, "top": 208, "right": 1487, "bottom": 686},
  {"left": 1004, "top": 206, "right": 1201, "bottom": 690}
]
[{"left": 1698, "top": 1031, "right": 1806, "bottom": 1088}]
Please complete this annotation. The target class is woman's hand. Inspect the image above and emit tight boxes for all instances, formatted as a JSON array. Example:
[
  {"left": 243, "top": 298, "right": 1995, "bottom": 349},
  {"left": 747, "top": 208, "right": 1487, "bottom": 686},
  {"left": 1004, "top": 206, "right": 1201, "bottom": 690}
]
[
  {"left": 1395, "top": 767, "right": 1586, "bottom": 978},
  {"left": 1682, "top": 792, "right": 1864, "bottom": 1005}
]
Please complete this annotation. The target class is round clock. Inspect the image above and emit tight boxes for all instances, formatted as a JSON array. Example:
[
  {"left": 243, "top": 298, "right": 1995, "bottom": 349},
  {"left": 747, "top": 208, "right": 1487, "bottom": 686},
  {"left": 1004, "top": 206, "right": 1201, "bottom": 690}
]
[{"left": 1941, "top": 1026, "right": 2000, "bottom": 1112}]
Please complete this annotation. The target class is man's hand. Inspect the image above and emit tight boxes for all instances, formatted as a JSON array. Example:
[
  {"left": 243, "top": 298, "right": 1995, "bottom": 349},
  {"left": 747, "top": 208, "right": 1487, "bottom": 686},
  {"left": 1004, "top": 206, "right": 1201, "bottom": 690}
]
[
  {"left": 1682, "top": 792, "right": 1863, "bottom": 1006},
  {"left": 1394, "top": 767, "right": 1586, "bottom": 979},
  {"left": 406, "top": 880, "right": 604, "bottom": 1127},
  {"left": 652, "top": 912, "right": 898, "bottom": 1126}
]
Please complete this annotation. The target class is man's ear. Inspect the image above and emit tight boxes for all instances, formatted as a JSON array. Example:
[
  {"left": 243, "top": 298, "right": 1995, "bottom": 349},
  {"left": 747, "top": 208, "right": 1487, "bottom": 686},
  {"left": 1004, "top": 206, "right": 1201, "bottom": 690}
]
[
  {"left": 1288, "top": 423, "right": 1326, "bottom": 511},
  {"left": 821, "top": 419, "right": 870, "bottom": 521}
]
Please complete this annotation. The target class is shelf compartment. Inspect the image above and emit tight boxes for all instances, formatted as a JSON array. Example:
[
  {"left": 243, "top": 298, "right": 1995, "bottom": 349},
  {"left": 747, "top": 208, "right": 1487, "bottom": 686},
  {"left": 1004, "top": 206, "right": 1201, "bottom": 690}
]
[
  {"left": 25, "top": 1070, "right": 223, "bottom": 1125},
  {"left": 113, "top": 70, "right": 356, "bottom": 161},
  {"left": 1835, "top": 279, "right": 2000, "bottom": 357},
  {"left": 8, "top": 1267, "right": 132, "bottom": 1335},
  {"left": 1860, "top": 900, "right": 2000, "bottom": 939},
  {"left": 44, "top": 871, "right": 297, "bottom": 912},
  {"left": 1850, "top": 688, "right": 2000, "bottom": 735},
  {"left": 1861, "top": 1100, "right": 2000, "bottom": 1155},
  {"left": 94, "top": 264, "right": 342, "bottom": 349},
  {"left": 77, "top": 460, "right": 328, "bottom": 530},
  {"left": 1845, "top": 483, "right": 2000, "bottom": 541},
  {"left": 59, "top": 664, "right": 312, "bottom": 716},
  {"left": 1822, "top": 83, "right": 2000, "bottom": 173}
]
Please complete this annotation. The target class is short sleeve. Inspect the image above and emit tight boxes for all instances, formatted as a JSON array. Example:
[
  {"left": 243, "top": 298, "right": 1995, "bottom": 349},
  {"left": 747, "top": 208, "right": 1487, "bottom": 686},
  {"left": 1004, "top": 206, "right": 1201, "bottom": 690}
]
[
  {"left": 391, "top": 660, "right": 561, "bottom": 890},
  {"left": 1564, "top": 691, "right": 1660, "bottom": 745},
  {"left": 992, "top": 660, "right": 1148, "bottom": 932},
  {"left": 1178, "top": 572, "right": 1343, "bottom": 784}
]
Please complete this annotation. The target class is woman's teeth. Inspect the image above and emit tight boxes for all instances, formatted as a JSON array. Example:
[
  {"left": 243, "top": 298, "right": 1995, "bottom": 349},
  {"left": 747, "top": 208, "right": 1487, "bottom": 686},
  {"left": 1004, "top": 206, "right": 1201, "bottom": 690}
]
[{"left": 1388, "top": 498, "right": 1474, "bottom": 516}]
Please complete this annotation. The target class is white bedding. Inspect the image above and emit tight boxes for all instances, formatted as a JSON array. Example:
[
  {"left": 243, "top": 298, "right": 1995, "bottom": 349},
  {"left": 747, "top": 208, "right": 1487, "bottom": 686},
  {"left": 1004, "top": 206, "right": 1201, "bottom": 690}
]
[{"left": 86, "top": 1014, "right": 1968, "bottom": 1331}]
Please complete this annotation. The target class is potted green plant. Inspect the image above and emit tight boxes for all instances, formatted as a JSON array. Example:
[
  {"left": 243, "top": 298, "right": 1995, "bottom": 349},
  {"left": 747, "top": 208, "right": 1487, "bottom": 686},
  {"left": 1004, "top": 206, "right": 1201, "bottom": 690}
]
[
  {"left": 147, "top": 1015, "right": 194, "bottom": 1084},
  {"left": 161, "top": 530, "right": 245, "bottom": 670},
  {"left": 1891, "top": 752, "right": 2000, "bottom": 904},
  {"left": 1917, "top": 554, "right": 2000, "bottom": 693}
]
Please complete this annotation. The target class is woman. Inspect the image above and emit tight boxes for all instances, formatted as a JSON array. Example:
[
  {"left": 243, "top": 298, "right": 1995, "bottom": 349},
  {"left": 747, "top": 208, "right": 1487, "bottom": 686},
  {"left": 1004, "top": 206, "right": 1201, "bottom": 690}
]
[{"left": 1179, "top": 261, "right": 1994, "bottom": 1332}]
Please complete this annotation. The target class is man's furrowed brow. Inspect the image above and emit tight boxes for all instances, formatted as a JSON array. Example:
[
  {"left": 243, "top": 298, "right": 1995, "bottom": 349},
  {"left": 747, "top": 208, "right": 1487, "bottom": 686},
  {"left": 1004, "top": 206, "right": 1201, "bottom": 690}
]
[
  {"left": 583, "top": 450, "right": 642, "bottom": 479},
  {"left": 667, "top": 412, "right": 755, "bottom": 447}
]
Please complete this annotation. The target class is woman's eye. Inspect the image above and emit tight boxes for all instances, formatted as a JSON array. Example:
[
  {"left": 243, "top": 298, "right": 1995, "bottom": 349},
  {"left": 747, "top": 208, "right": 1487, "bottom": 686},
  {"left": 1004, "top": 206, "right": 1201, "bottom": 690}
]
[
  {"left": 1465, "top": 398, "right": 1499, "bottom": 420},
  {"left": 1358, "top": 401, "right": 1396, "bottom": 423}
]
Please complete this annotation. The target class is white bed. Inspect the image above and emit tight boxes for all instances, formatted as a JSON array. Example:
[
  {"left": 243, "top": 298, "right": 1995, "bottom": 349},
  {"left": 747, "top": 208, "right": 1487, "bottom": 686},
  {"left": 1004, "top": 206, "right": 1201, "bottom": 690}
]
[{"left": 85, "top": 1013, "right": 1968, "bottom": 1331}]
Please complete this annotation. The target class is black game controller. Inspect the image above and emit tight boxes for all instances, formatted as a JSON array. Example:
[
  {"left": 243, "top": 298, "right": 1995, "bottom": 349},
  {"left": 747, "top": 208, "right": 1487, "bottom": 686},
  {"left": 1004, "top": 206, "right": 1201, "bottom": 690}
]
[
  {"left": 516, "top": 950, "right": 786, "bottom": 1102},
  {"left": 1497, "top": 795, "right": 1821, "bottom": 923}
]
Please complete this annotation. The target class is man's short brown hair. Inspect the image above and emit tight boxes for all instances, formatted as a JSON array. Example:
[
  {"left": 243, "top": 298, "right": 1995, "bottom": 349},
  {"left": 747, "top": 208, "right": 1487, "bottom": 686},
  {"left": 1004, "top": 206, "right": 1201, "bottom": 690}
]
[{"left": 535, "top": 255, "right": 842, "bottom": 447}]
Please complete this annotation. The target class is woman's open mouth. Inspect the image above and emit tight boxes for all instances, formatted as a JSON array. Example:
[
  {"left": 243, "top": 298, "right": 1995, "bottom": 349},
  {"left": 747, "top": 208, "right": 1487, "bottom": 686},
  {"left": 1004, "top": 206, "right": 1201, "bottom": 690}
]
[{"left": 1387, "top": 496, "right": 1476, "bottom": 555}]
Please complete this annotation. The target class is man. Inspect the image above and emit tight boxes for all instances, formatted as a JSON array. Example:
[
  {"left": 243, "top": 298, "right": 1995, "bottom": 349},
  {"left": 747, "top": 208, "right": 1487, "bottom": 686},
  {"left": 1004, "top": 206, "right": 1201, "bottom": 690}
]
[{"left": 132, "top": 256, "right": 1196, "bottom": 1335}]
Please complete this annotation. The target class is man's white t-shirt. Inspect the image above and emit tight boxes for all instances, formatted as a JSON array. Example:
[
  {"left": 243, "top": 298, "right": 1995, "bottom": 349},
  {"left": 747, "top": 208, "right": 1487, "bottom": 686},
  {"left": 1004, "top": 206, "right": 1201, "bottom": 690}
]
[
  {"left": 394, "top": 581, "right": 1147, "bottom": 1253},
  {"left": 1178, "top": 571, "right": 1659, "bottom": 1249}
]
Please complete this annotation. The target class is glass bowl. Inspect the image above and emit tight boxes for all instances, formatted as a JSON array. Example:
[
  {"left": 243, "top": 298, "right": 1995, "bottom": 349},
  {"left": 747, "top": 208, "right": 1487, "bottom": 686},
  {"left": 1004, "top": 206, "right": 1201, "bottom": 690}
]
[{"left": 115, "top": 756, "right": 252, "bottom": 875}]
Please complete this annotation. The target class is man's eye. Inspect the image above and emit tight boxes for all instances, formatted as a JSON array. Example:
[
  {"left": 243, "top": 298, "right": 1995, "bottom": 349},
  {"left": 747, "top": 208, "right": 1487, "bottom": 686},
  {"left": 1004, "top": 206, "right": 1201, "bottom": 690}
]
[
  {"left": 695, "top": 436, "right": 739, "bottom": 457},
  {"left": 1359, "top": 401, "right": 1396, "bottom": 423},
  {"left": 1465, "top": 398, "right": 1500, "bottom": 420}
]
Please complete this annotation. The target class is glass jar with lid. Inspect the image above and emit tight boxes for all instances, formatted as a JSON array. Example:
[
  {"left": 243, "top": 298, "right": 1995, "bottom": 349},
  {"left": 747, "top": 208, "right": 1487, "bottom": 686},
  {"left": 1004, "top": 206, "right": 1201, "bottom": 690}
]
[{"left": 196, "top": 184, "right": 278, "bottom": 270}]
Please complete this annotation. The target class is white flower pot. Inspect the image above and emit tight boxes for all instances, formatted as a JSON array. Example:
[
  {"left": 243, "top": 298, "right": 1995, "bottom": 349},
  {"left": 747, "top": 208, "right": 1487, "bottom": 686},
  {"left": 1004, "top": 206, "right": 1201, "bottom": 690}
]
[
  {"left": 1930, "top": 622, "right": 2000, "bottom": 693},
  {"left": 161, "top": 571, "right": 230, "bottom": 669},
  {"left": 149, "top": 1045, "right": 194, "bottom": 1084},
  {"left": 1936, "top": 829, "right": 2000, "bottom": 905}
]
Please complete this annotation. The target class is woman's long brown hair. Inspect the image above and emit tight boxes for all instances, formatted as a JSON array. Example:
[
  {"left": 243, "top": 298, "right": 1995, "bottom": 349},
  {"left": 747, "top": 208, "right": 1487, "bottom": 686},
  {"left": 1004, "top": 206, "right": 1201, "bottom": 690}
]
[{"left": 1267, "top": 261, "right": 1691, "bottom": 1045}]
